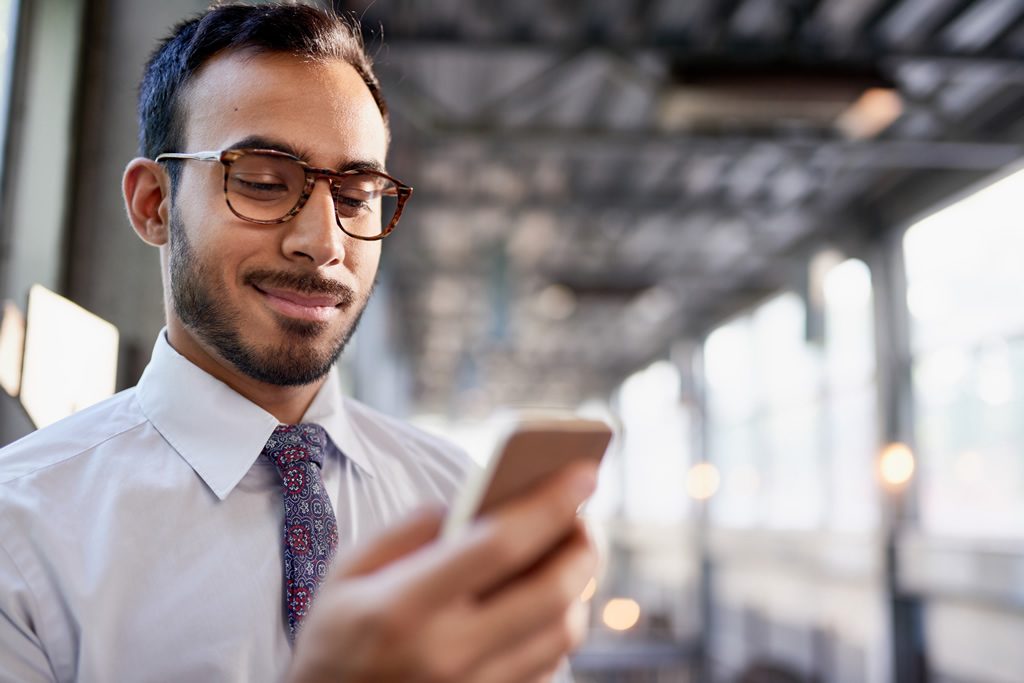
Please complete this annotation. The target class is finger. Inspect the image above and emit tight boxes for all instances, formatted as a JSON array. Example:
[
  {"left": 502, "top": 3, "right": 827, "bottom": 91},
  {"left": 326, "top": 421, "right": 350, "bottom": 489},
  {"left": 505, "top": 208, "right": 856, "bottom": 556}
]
[
  {"left": 470, "top": 598, "right": 589, "bottom": 683},
  {"left": 383, "top": 529, "right": 592, "bottom": 683},
  {"left": 392, "top": 462, "right": 597, "bottom": 611},
  {"left": 398, "top": 528, "right": 592, "bottom": 680},
  {"left": 466, "top": 522, "right": 596, "bottom": 661},
  {"left": 330, "top": 505, "right": 445, "bottom": 578}
]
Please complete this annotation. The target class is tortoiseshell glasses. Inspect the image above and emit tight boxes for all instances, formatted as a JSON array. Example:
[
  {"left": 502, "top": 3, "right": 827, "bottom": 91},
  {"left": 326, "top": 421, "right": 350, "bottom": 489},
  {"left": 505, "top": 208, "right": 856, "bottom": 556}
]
[{"left": 155, "top": 148, "right": 413, "bottom": 241}]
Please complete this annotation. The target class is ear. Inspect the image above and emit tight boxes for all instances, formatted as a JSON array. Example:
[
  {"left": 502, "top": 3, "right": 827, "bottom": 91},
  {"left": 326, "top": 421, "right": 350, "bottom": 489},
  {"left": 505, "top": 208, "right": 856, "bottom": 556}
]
[{"left": 123, "top": 158, "right": 171, "bottom": 246}]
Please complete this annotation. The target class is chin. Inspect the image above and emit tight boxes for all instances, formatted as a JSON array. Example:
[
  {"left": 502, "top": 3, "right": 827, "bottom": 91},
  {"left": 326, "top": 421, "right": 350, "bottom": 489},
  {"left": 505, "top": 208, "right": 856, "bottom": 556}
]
[
  {"left": 232, "top": 335, "right": 346, "bottom": 387},
  {"left": 276, "top": 315, "right": 331, "bottom": 339}
]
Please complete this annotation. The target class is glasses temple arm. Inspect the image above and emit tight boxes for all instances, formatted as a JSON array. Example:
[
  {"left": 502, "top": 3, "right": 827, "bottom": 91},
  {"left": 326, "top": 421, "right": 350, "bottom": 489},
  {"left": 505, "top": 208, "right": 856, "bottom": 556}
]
[{"left": 154, "top": 151, "right": 222, "bottom": 162}]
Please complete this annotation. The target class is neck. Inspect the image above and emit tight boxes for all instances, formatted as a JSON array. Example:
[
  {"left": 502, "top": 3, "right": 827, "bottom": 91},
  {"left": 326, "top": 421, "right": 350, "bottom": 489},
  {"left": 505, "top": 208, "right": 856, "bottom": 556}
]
[{"left": 165, "top": 318, "right": 325, "bottom": 425}]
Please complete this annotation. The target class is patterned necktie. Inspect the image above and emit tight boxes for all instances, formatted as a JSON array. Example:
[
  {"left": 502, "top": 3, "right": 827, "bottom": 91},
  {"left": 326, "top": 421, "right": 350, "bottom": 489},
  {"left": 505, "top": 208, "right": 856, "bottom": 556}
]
[{"left": 262, "top": 423, "right": 339, "bottom": 641}]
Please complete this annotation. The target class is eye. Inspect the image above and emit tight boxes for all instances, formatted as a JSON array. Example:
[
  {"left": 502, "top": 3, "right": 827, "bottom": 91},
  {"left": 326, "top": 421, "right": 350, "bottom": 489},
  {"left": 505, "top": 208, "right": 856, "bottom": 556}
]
[
  {"left": 230, "top": 173, "right": 292, "bottom": 200},
  {"left": 239, "top": 178, "right": 287, "bottom": 191},
  {"left": 333, "top": 191, "right": 372, "bottom": 217},
  {"left": 332, "top": 182, "right": 379, "bottom": 217}
]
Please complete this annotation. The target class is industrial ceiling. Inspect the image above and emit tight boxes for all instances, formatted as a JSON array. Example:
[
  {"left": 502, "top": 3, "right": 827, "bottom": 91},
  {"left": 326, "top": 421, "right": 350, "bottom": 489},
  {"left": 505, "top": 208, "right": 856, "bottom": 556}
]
[{"left": 337, "top": 0, "right": 1024, "bottom": 412}]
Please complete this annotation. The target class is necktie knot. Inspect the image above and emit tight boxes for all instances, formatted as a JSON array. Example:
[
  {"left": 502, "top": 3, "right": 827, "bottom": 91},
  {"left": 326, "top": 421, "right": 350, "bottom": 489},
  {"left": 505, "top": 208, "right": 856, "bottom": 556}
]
[{"left": 263, "top": 423, "right": 329, "bottom": 471}]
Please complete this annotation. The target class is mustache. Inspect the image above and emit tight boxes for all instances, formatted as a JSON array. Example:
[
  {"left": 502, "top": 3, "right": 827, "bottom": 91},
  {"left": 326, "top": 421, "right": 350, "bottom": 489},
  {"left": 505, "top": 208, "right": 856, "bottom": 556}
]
[{"left": 244, "top": 269, "right": 356, "bottom": 308}]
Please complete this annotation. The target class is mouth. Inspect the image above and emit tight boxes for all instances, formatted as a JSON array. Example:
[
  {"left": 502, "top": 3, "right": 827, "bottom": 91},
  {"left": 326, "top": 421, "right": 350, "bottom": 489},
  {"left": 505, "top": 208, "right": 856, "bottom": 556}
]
[{"left": 253, "top": 284, "right": 345, "bottom": 323}]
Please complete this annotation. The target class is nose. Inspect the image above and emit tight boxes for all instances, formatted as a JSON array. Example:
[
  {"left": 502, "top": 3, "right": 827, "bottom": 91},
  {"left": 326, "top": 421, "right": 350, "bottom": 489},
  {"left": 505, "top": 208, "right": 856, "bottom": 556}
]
[{"left": 280, "top": 178, "right": 347, "bottom": 267}]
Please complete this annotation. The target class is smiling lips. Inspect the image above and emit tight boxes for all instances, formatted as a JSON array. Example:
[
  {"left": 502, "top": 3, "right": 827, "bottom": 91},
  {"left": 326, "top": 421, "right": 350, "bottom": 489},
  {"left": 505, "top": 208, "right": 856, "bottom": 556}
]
[{"left": 255, "top": 285, "right": 344, "bottom": 322}]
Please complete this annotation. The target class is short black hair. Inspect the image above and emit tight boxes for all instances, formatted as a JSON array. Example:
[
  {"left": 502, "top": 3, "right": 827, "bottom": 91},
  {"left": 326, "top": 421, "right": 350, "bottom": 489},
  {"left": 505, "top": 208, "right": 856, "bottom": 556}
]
[{"left": 137, "top": 2, "right": 388, "bottom": 163}]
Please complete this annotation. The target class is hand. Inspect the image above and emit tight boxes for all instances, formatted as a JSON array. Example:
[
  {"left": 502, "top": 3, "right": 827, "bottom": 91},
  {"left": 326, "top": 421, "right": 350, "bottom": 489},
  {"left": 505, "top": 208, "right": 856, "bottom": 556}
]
[{"left": 287, "top": 462, "right": 599, "bottom": 683}]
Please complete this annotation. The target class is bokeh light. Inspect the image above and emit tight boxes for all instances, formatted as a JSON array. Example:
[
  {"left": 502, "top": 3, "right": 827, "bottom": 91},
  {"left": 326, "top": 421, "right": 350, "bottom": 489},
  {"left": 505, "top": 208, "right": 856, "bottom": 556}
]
[
  {"left": 686, "top": 462, "right": 721, "bottom": 500},
  {"left": 602, "top": 598, "right": 640, "bottom": 631},
  {"left": 879, "top": 442, "right": 915, "bottom": 487},
  {"left": 581, "top": 577, "right": 597, "bottom": 603}
]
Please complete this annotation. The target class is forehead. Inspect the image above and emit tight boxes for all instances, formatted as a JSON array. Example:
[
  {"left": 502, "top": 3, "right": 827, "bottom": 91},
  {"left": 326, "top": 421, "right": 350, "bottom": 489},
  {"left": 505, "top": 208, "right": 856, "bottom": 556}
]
[{"left": 181, "top": 50, "right": 388, "bottom": 166}]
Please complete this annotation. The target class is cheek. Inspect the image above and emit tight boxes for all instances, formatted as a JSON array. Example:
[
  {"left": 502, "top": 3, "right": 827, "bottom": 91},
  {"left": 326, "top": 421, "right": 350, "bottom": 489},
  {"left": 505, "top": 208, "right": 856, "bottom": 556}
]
[
  {"left": 174, "top": 171, "right": 262, "bottom": 276},
  {"left": 176, "top": 165, "right": 228, "bottom": 223},
  {"left": 350, "top": 244, "right": 381, "bottom": 283}
]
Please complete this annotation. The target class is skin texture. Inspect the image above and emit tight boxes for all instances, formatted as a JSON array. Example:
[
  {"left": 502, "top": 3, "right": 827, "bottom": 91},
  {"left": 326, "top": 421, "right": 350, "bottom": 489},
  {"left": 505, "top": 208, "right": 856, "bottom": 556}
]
[{"left": 123, "top": 50, "right": 599, "bottom": 682}]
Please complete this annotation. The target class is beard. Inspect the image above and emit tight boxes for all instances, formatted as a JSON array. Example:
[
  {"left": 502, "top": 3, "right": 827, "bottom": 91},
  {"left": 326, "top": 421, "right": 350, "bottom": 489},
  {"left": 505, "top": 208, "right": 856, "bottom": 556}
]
[{"left": 168, "top": 209, "right": 369, "bottom": 386}]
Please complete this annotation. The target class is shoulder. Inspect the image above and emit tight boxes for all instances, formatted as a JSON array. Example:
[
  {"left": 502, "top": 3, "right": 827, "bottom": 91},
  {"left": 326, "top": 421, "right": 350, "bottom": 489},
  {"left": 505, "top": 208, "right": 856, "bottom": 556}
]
[
  {"left": 0, "top": 388, "right": 147, "bottom": 487},
  {"left": 342, "top": 397, "right": 460, "bottom": 450},
  {"left": 339, "top": 396, "right": 477, "bottom": 492}
]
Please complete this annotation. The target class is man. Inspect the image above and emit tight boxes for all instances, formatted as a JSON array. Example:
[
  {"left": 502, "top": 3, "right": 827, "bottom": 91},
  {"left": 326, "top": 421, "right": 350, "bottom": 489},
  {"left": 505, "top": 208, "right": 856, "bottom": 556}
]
[{"left": 0, "top": 4, "right": 598, "bottom": 682}]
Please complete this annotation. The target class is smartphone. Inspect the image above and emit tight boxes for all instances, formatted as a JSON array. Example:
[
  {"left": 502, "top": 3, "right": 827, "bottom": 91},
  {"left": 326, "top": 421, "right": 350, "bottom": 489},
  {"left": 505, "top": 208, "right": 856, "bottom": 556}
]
[{"left": 442, "top": 417, "right": 613, "bottom": 540}]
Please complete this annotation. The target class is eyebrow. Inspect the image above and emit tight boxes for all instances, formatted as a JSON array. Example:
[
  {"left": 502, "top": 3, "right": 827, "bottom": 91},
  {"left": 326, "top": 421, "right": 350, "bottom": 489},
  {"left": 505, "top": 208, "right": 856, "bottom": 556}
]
[{"left": 227, "top": 135, "right": 387, "bottom": 174}]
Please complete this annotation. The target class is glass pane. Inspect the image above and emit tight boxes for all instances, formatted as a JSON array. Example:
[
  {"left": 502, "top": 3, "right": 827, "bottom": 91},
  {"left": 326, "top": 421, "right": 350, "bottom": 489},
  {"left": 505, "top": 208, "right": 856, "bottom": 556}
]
[
  {"left": 905, "top": 168, "right": 1024, "bottom": 354},
  {"left": 905, "top": 167, "right": 1024, "bottom": 539},
  {"left": 0, "top": 0, "right": 17, "bottom": 186},
  {"left": 708, "top": 422, "right": 761, "bottom": 528},
  {"left": 915, "top": 338, "right": 1024, "bottom": 538},
  {"left": 752, "top": 293, "right": 820, "bottom": 406},
  {"left": 823, "top": 258, "right": 879, "bottom": 532},
  {"left": 826, "top": 387, "right": 879, "bottom": 532},
  {"left": 705, "top": 317, "right": 757, "bottom": 424},
  {"left": 763, "top": 404, "right": 824, "bottom": 530},
  {"left": 824, "top": 259, "right": 875, "bottom": 389},
  {"left": 619, "top": 361, "right": 691, "bottom": 524}
]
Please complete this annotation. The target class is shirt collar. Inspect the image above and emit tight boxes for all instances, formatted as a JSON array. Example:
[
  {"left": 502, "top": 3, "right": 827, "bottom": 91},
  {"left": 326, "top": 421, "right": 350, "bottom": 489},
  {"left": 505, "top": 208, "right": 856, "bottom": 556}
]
[
  {"left": 299, "top": 364, "right": 377, "bottom": 480},
  {"left": 137, "top": 330, "right": 376, "bottom": 500}
]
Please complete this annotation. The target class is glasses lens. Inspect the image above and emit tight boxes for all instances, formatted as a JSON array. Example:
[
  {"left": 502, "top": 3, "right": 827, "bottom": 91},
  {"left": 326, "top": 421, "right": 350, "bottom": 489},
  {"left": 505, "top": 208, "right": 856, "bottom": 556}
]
[
  {"left": 225, "top": 152, "right": 306, "bottom": 222},
  {"left": 331, "top": 174, "right": 399, "bottom": 238}
]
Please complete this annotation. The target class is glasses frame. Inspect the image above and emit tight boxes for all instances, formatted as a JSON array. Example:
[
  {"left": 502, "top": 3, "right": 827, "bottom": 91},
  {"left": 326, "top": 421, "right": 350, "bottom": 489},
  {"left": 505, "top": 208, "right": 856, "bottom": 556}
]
[{"left": 155, "top": 148, "right": 413, "bottom": 241}]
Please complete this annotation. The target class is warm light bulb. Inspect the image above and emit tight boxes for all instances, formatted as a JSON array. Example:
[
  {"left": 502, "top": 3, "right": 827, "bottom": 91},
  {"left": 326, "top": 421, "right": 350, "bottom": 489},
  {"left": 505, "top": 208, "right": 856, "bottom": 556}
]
[
  {"left": 602, "top": 598, "right": 640, "bottom": 631},
  {"left": 879, "top": 442, "right": 915, "bottom": 487},
  {"left": 686, "top": 462, "right": 720, "bottom": 500},
  {"left": 837, "top": 87, "right": 903, "bottom": 140}
]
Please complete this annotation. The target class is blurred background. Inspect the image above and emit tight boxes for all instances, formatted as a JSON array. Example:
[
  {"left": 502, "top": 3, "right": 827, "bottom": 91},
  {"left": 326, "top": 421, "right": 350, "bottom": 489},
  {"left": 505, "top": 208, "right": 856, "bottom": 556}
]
[{"left": 0, "top": 0, "right": 1023, "bottom": 681}]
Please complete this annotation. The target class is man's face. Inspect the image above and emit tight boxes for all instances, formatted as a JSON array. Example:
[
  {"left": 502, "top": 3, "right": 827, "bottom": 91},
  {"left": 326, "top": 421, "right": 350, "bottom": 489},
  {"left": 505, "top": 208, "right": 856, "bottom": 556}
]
[{"left": 167, "top": 50, "right": 388, "bottom": 386}]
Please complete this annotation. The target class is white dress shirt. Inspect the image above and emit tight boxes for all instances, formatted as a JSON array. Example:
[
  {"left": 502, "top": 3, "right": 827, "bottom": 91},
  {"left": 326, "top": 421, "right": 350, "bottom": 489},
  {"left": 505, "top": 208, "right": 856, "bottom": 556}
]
[{"left": 0, "top": 331, "right": 472, "bottom": 682}]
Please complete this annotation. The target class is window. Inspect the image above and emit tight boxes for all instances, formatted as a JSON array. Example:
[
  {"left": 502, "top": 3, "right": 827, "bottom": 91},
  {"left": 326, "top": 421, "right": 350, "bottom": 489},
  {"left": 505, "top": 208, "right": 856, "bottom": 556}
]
[
  {"left": 705, "top": 262, "right": 879, "bottom": 533},
  {"left": 706, "top": 293, "right": 825, "bottom": 530},
  {"left": 905, "top": 167, "right": 1024, "bottom": 539},
  {"left": 823, "top": 259, "right": 878, "bottom": 532},
  {"left": 0, "top": 0, "right": 17, "bottom": 183},
  {"left": 616, "top": 360, "right": 692, "bottom": 524}
]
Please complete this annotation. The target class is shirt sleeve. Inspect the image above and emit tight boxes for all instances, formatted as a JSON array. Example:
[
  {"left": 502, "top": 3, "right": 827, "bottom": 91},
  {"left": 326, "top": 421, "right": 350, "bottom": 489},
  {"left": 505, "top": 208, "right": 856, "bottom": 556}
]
[{"left": 0, "top": 539, "right": 55, "bottom": 683}]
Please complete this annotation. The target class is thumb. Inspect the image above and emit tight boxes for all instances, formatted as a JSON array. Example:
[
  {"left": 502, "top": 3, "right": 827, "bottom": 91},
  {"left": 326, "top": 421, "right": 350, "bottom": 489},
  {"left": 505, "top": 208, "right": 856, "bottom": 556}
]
[{"left": 331, "top": 505, "right": 445, "bottom": 578}]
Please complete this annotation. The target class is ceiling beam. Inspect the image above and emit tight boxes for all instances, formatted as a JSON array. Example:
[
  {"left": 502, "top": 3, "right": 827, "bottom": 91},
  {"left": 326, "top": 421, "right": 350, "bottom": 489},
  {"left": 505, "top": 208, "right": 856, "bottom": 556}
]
[
  {"left": 372, "top": 34, "right": 1024, "bottom": 63},
  {"left": 404, "top": 190, "right": 794, "bottom": 215},
  {"left": 407, "top": 125, "right": 1024, "bottom": 171},
  {"left": 844, "top": 0, "right": 906, "bottom": 37},
  {"left": 923, "top": 0, "right": 986, "bottom": 49}
]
